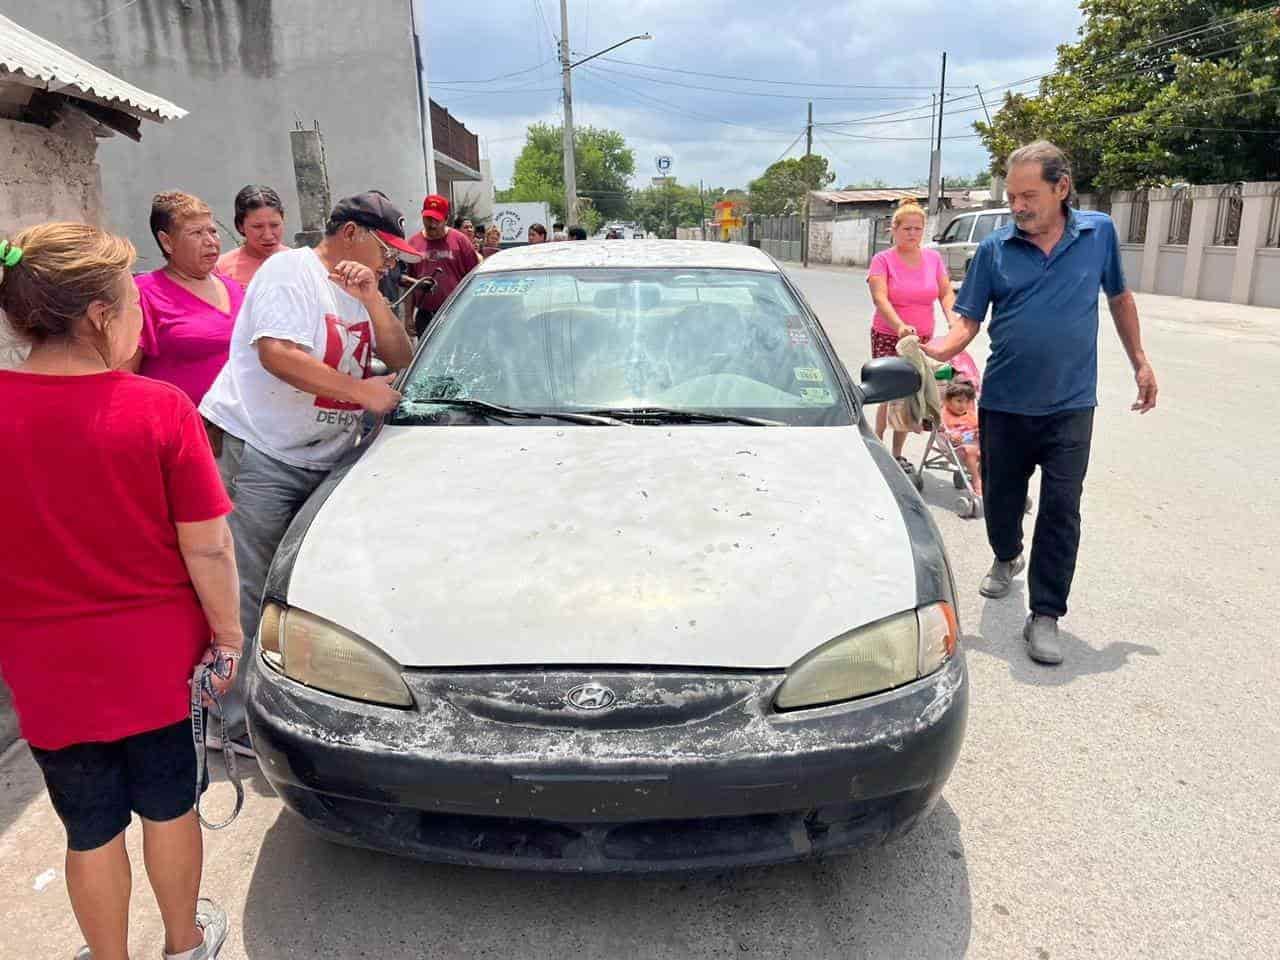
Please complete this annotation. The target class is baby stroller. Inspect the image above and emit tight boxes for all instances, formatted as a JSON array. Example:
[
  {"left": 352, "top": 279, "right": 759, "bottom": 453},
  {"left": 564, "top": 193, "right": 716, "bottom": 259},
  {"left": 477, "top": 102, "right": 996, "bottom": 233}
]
[{"left": 906, "top": 348, "right": 1032, "bottom": 520}]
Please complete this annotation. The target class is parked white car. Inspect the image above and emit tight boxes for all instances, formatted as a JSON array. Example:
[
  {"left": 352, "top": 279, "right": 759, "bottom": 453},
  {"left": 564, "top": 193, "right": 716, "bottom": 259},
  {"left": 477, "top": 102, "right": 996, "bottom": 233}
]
[
  {"left": 930, "top": 207, "right": 1012, "bottom": 281},
  {"left": 246, "top": 241, "right": 967, "bottom": 872}
]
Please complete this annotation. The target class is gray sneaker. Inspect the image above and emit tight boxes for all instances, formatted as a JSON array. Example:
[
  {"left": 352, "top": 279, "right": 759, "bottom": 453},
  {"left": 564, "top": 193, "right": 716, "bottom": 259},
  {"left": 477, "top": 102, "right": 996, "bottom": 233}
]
[
  {"left": 161, "top": 898, "right": 229, "bottom": 960},
  {"left": 979, "top": 555, "right": 1025, "bottom": 599},
  {"left": 1023, "top": 615, "right": 1064, "bottom": 665}
]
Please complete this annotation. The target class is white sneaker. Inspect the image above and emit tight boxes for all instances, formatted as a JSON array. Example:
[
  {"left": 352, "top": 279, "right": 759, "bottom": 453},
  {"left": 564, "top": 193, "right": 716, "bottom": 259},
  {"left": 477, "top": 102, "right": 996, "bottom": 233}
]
[{"left": 162, "top": 898, "right": 229, "bottom": 959}]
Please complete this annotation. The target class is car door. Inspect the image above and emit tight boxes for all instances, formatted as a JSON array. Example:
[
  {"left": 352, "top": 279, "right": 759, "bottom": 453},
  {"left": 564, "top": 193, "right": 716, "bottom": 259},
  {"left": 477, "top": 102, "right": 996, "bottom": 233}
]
[{"left": 935, "top": 215, "right": 975, "bottom": 280}]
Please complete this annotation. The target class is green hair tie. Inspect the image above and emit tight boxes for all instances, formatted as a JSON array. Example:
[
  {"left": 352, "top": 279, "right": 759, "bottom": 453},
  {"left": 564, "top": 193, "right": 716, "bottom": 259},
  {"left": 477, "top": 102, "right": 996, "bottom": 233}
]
[{"left": 0, "top": 241, "right": 21, "bottom": 268}]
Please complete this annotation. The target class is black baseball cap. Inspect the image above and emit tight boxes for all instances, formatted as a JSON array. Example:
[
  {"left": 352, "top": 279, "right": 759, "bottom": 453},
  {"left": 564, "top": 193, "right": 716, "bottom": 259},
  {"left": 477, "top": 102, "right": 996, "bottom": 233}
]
[{"left": 329, "top": 191, "right": 422, "bottom": 263}]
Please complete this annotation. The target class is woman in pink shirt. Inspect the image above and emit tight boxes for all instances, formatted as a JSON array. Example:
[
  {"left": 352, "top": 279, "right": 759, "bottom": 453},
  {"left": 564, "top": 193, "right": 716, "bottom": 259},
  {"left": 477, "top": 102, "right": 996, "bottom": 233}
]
[
  {"left": 867, "top": 198, "right": 959, "bottom": 468},
  {"left": 130, "top": 191, "right": 243, "bottom": 407},
  {"left": 216, "top": 184, "right": 289, "bottom": 287}
]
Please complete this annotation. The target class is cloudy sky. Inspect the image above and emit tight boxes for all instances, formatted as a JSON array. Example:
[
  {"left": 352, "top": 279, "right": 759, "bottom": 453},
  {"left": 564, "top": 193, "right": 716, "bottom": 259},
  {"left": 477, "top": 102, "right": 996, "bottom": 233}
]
[{"left": 424, "top": 0, "right": 1084, "bottom": 192}]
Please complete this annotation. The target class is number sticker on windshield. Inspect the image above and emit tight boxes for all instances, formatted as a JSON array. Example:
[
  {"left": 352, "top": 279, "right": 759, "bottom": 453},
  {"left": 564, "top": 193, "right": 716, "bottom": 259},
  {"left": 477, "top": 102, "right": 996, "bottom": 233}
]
[
  {"left": 786, "top": 319, "right": 810, "bottom": 345},
  {"left": 800, "top": 387, "right": 833, "bottom": 404},
  {"left": 794, "top": 366, "right": 824, "bottom": 383},
  {"left": 472, "top": 278, "right": 535, "bottom": 296}
]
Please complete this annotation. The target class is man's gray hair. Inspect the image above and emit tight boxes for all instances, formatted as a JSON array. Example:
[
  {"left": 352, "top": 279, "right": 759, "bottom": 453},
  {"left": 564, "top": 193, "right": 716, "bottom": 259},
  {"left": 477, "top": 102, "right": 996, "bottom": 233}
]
[{"left": 1007, "top": 140, "right": 1072, "bottom": 187}]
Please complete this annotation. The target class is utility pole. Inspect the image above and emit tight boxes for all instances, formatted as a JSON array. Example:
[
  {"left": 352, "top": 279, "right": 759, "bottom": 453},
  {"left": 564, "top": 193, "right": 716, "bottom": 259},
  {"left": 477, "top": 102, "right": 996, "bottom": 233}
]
[
  {"left": 802, "top": 100, "right": 813, "bottom": 268},
  {"left": 928, "top": 52, "right": 947, "bottom": 217},
  {"left": 559, "top": 0, "right": 579, "bottom": 227},
  {"left": 699, "top": 179, "right": 706, "bottom": 241},
  {"left": 974, "top": 84, "right": 992, "bottom": 125}
]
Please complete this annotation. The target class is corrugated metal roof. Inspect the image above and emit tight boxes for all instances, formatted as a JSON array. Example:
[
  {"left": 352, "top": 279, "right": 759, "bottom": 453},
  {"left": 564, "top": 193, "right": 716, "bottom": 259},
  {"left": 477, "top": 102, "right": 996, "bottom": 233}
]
[
  {"left": 0, "top": 13, "right": 185, "bottom": 123},
  {"left": 811, "top": 189, "right": 927, "bottom": 204}
]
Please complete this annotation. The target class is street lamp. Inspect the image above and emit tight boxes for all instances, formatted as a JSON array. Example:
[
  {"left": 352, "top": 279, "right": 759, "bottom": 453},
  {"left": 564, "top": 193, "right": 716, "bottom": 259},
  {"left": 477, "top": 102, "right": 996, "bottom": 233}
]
[{"left": 559, "top": 0, "right": 651, "bottom": 226}]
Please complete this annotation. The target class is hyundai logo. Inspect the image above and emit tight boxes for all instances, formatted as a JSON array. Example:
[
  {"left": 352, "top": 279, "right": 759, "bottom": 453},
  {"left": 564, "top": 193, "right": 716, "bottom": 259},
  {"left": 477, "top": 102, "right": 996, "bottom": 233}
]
[{"left": 565, "top": 683, "right": 617, "bottom": 711}]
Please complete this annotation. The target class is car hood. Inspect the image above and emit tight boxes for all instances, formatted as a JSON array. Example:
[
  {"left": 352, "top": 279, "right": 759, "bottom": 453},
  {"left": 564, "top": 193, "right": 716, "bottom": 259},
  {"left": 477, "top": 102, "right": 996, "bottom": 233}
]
[{"left": 286, "top": 425, "right": 918, "bottom": 669}]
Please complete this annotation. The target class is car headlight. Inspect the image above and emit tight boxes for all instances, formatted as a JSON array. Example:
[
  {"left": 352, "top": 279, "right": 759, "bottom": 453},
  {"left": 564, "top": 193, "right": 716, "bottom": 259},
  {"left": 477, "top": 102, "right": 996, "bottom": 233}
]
[
  {"left": 774, "top": 602, "right": 958, "bottom": 711},
  {"left": 258, "top": 602, "right": 413, "bottom": 708}
]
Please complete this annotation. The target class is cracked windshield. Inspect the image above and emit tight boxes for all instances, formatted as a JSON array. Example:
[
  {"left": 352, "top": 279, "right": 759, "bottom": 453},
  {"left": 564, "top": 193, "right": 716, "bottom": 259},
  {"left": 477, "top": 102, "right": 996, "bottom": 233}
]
[{"left": 394, "top": 269, "right": 852, "bottom": 426}]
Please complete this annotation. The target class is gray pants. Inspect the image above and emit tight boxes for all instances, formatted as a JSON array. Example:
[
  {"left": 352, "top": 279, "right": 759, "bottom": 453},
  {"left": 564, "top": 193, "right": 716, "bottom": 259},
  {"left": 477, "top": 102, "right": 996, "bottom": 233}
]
[{"left": 218, "top": 435, "right": 329, "bottom": 736}]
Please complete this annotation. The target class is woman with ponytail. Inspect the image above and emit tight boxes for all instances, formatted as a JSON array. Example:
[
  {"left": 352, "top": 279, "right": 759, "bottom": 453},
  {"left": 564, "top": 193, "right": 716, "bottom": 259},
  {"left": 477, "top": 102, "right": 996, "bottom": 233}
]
[{"left": 866, "top": 197, "right": 959, "bottom": 469}]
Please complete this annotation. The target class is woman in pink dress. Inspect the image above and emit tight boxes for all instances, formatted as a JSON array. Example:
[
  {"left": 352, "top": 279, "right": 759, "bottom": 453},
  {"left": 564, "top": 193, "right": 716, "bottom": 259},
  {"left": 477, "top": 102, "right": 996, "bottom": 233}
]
[
  {"left": 216, "top": 184, "right": 288, "bottom": 287},
  {"left": 866, "top": 198, "right": 960, "bottom": 469},
  {"left": 130, "top": 191, "right": 243, "bottom": 408}
]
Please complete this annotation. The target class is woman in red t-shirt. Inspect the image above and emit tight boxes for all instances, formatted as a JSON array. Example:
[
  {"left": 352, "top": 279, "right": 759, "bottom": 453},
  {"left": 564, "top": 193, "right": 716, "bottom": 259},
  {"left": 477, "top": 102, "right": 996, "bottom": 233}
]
[{"left": 0, "top": 223, "right": 241, "bottom": 960}]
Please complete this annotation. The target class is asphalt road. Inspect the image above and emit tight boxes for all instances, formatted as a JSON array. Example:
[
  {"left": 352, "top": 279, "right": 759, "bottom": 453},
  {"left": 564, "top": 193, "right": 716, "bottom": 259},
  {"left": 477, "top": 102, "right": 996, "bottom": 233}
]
[{"left": 3, "top": 264, "right": 1279, "bottom": 959}]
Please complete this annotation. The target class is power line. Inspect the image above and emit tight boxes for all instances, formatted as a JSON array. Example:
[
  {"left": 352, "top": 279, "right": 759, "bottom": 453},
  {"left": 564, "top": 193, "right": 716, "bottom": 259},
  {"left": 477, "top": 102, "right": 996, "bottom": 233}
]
[
  {"left": 592, "top": 55, "right": 937, "bottom": 89},
  {"left": 576, "top": 65, "right": 798, "bottom": 135},
  {"left": 773, "top": 131, "right": 808, "bottom": 164},
  {"left": 430, "top": 59, "right": 556, "bottom": 85},
  {"left": 581, "top": 63, "right": 931, "bottom": 101}
]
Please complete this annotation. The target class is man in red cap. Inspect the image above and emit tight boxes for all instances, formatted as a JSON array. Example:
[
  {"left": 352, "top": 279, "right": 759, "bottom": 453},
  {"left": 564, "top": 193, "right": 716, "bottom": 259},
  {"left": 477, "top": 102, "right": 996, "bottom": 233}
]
[{"left": 407, "top": 193, "right": 480, "bottom": 336}]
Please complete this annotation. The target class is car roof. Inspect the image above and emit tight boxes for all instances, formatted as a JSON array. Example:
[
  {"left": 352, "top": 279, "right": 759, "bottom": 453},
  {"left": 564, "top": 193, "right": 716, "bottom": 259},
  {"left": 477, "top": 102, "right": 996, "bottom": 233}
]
[{"left": 474, "top": 239, "right": 779, "bottom": 274}]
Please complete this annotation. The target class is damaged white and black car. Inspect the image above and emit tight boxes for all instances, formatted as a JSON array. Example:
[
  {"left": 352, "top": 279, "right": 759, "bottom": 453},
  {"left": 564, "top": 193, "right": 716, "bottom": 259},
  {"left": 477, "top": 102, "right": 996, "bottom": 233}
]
[{"left": 246, "top": 240, "right": 967, "bottom": 872}]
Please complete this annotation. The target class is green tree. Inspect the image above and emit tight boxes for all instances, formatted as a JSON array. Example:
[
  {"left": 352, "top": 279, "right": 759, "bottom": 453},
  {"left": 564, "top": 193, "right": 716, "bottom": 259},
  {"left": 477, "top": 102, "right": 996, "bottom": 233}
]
[
  {"left": 495, "top": 123, "right": 636, "bottom": 223},
  {"left": 629, "top": 182, "right": 723, "bottom": 237},
  {"left": 747, "top": 155, "right": 836, "bottom": 216},
  {"left": 842, "top": 177, "right": 890, "bottom": 189},
  {"left": 976, "top": 0, "right": 1280, "bottom": 190}
]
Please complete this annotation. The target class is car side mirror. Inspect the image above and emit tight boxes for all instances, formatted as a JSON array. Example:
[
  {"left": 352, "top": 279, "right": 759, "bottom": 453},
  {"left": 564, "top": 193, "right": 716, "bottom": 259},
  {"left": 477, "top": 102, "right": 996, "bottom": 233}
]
[
  {"left": 858, "top": 358, "right": 921, "bottom": 405},
  {"left": 932, "top": 234, "right": 943, "bottom": 242}
]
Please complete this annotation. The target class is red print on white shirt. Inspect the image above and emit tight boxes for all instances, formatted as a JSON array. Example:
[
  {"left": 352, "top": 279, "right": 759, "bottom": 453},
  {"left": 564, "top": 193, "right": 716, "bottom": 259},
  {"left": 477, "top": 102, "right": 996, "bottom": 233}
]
[{"left": 314, "top": 314, "right": 372, "bottom": 410}]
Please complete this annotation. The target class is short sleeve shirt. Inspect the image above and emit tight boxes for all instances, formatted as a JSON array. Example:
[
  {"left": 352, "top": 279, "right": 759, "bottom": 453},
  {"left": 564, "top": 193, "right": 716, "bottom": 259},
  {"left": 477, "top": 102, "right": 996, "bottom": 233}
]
[
  {"left": 407, "top": 228, "right": 481, "bottom": 314},
  {"left": 0, "top": 370, "right": 231, "bottom": 749},
  {"left": 135, "top": 269, "right": 244, "bottom": 405},
  {"left": 199, "top": 247, "right": 375, "bottom": 470},
  {"left": 954, "top": 209, "right": 1126, "bottom": 416},
  {"left": 867, "top": 247, "right": 948, "bottom": 340}
]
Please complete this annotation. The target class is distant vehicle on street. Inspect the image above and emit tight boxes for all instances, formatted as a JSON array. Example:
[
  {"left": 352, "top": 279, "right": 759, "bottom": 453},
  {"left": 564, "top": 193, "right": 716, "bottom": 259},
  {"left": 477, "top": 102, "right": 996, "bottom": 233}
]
[
  {"left": 929, "top": 207, "right": 1012, "bottom": 281},
  {"left": 246, "top": 240, "right": 968, "bottom": 872}
]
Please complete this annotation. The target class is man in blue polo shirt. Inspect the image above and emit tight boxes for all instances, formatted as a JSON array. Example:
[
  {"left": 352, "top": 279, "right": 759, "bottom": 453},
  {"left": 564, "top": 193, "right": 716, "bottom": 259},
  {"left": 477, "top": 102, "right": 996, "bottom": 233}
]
[{"left": 924, "top": 140, "right": 1158, "bottom": 666}]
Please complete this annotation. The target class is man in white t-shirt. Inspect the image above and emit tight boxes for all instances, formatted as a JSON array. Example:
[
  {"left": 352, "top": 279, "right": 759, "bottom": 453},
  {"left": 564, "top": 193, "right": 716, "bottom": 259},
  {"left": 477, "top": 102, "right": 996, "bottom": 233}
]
[{"left": 199, "top": 191, "right": 420, "bottom": 752}]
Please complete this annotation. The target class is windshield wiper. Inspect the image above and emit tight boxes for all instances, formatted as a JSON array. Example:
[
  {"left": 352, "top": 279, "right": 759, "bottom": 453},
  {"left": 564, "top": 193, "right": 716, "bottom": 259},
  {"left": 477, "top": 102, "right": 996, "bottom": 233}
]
[
  {"left": 582, "top": 406, "right": 784, "bottom": 426},
  {"left": 400, "top": 397, "right": 626, "bottom": 426}
]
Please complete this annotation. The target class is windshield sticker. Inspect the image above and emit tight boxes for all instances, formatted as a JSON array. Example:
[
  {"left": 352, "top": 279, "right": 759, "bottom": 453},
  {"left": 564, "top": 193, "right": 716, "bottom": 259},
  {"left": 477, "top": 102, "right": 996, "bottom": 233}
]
[
  {"left": 793, "top": 366, "right": 824, "bottom": 383},
  {"left": 786, "top": 319, "right": 810, "bottom": 345},
  {"left": 800, "top": 387, "right": 833, "bottom": 404},
  {"left": 472, "top": 277, "right": 535, "bottom": 297}
]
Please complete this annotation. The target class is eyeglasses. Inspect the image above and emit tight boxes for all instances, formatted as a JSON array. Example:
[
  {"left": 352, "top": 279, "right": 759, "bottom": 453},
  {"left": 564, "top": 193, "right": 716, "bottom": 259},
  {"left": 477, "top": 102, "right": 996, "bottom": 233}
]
[{"left": 365, "top": 229, "right": 398, "bottom": 267}]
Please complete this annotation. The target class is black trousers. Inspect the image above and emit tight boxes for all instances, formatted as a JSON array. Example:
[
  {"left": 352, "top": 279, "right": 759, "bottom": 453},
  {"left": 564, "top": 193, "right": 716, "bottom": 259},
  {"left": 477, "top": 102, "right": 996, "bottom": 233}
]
[{"left": 979, "top": 407, "right": 1095, "bottom": 619}]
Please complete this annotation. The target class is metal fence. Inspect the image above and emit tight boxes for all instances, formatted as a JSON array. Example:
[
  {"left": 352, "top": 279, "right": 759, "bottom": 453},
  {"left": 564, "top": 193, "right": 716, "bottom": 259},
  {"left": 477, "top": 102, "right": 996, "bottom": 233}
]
[
  {"left": 1167, "top": 187, "right": 1193, "bottom": 244},
  {"left": 750, "top": 214, "right": 804, "bottom": 261},
  {"left": 1127, "top": 190, "right": 1149, "bottom": 243},
  {"left": 1213, "top": 182, "right": 1243, "bottom": 246}
]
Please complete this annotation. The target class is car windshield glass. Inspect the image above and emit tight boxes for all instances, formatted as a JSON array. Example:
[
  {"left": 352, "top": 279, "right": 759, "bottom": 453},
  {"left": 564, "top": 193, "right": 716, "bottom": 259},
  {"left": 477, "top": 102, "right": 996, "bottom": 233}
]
[{"left": 392, "top": 268, "right": 853, "bottom": 426}]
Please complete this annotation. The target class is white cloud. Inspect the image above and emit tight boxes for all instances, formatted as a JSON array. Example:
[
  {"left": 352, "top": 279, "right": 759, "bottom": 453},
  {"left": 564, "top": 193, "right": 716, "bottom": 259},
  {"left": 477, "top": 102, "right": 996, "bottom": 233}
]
[{"left": 427, "top": 0, "right": 1084, "bottom": 191}]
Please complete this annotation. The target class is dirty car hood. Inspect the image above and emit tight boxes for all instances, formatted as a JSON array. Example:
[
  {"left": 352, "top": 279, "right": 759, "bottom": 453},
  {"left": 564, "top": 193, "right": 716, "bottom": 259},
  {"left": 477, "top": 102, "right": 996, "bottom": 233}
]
[{"left": 286, "top": 425, "right": 918, "bottom": 669}]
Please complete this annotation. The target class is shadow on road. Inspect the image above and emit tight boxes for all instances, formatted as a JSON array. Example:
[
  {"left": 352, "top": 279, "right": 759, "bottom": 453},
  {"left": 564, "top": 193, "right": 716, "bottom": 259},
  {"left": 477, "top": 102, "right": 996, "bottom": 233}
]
[
  {"left": 242, "top": 800, "right": 971, "bottom": 959},
  {"left": 0, "top": 742, "right": 47, "bottom": 841},
  {"left": 967, "top": 584, "right": 1159, "bottom": 686}
]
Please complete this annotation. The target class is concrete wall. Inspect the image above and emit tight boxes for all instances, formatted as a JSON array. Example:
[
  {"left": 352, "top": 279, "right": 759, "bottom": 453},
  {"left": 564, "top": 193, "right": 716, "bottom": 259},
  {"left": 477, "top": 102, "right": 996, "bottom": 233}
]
[
  {"left": 1155, "top": 248, "right": 1186, "bottom": 297},
  {"left": 1254, "top": 250, "right": 1280, "bottom": 308},
  {"left": 1199, "top": 249, "right": 1236, "bottom": 304},
  {"left": 1112, "top": 181, "right": 1280, "bottom": 309},
  {"left": 2, "top": 0, "right": 429, "bottom": 267},
  {"left": 0, "top": 114, "right": 103, "bottom": 232},
  {"left": 832, "top": 218, "right": 872, "bottom": 266},
  {"left": 808, "top": 219, "right": 832, "bottom": 263}
]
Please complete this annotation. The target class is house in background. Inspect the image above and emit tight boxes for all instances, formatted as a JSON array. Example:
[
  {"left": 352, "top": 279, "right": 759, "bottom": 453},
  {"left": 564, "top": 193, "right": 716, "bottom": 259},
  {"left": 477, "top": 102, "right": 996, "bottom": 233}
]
[
  {"left": 1, "top": 0, "right": 480, "bottom": 265},
  {"left": 0, "top": 12, "right": 183, "bottom": 232}
]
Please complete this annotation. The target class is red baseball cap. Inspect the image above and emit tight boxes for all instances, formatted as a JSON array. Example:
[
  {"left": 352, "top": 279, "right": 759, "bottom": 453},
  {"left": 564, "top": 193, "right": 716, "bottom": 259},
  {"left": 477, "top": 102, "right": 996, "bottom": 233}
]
[{"left": 422, "top": 194, "right": 450, "bottom": 223}]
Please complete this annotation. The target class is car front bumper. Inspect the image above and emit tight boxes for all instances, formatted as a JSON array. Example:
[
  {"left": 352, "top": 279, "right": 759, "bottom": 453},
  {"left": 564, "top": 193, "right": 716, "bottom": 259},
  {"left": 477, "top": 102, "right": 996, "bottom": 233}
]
[{"left": 246, "top": 654, "right": 967, "bottom": 872}]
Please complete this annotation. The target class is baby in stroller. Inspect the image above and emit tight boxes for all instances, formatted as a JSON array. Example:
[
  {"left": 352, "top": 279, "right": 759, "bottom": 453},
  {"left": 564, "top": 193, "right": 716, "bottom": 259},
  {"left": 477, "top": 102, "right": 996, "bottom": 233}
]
[{"left": 941, "top": 378, "right": 981, "bottom": 497}]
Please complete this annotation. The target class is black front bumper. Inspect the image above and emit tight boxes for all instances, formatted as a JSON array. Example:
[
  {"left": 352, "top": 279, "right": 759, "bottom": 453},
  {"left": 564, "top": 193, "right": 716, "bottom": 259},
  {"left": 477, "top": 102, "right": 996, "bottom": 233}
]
[{"left": 246, "top": 655, "right": 967, "bottom": 872}]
